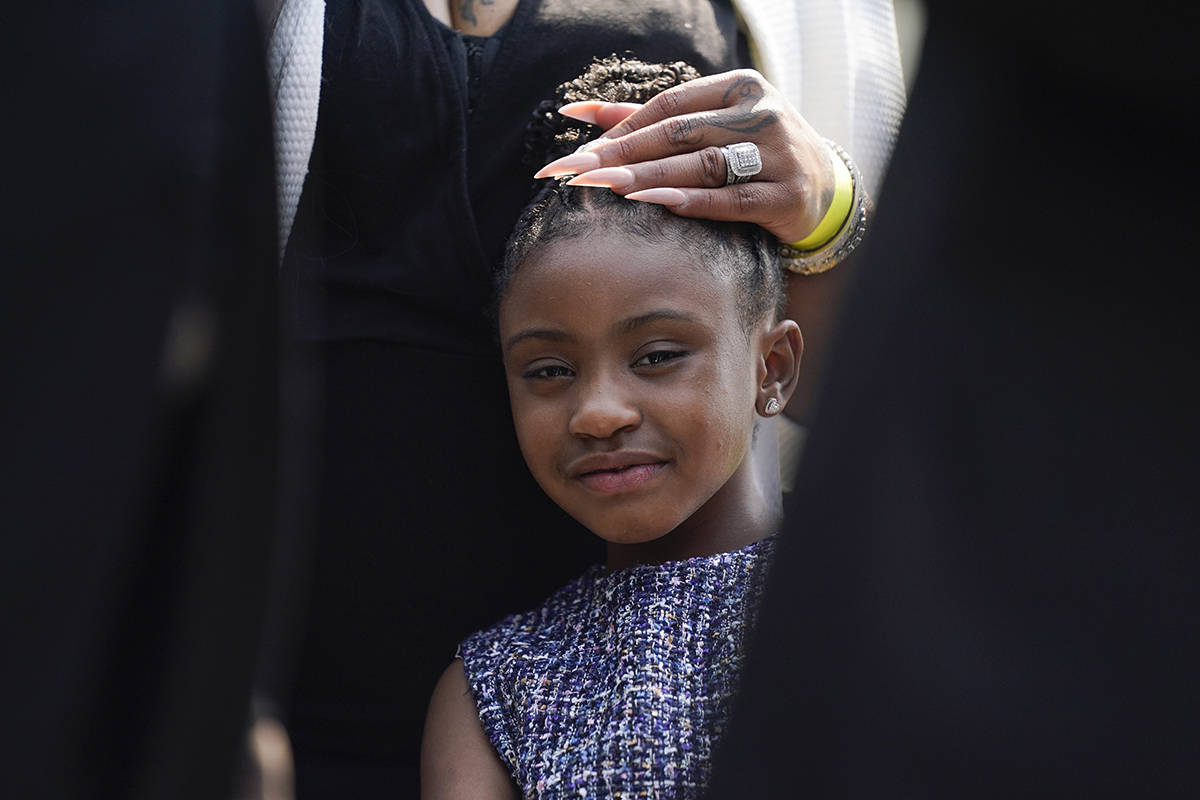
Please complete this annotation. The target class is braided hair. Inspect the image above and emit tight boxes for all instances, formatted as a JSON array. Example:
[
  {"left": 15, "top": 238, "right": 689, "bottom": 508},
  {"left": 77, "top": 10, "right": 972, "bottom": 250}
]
[{"left": 498, "top": 54, "right": 786, "bottom": 333}]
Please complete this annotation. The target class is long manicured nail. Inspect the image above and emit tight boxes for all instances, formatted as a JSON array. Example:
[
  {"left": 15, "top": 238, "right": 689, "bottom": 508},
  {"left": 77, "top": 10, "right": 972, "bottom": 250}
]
[
  {"left": 559, "top": 101, "right": 643, "bottom": 125},
  {"left": 625, "top": 188, "right": 688, "bottom": 207},
  {"left": 533, "top": 151, "right": 601, "bottom": 179},
  {"left": 558, "top": 101, "right": 603, "bottom": 124},
  {"left": 567, "top": 167, "right": 635, "bottom": 190}
]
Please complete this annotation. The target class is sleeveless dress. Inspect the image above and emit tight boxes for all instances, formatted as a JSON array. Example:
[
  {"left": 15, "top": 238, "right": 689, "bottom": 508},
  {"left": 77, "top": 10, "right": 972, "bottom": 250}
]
[
  {"left": 459, "top": 537, "right": 776, "bottom": 798},
  {"left": 279, "top": 1, "right": 750, "bottom": 791}
]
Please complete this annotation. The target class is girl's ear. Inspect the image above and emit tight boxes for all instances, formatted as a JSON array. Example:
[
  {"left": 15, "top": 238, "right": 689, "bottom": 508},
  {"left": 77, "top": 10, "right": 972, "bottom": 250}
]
[{"left": 756, "top": 318, "right": 803, "bottom": 417}]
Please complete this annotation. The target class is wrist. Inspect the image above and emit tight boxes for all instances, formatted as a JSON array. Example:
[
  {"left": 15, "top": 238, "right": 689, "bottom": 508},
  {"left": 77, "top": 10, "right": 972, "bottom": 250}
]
[
  {"left": 779, "top": 139, "right": 872, "bottom": 276},
  {"left": 788, "top": 145, "right": 853, "bottom": 251}
]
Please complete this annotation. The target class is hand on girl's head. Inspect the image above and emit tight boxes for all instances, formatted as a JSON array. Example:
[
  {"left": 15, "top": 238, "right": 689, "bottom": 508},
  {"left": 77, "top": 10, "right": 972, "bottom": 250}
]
[{"left": 537, "top": 68, "right": 839, "bottom": 245}]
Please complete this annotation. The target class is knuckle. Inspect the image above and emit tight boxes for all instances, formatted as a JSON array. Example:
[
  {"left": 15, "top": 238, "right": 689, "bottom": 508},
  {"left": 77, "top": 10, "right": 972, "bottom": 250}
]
[
  {"left": 605, "top": 122, "right": 631, "bottom": 140},
  {"left": 732, "top": 68, "right": 766, "bottom": 89},
  {"left": 699, "top": 147, "right": 727, "bottom": 187},
  {"left": 663, "top": 115, "right": 700, "bottom": 146},
  {"left": 613, "top": 135, "right": 639, "bottom": 164},
  {"left": 654, "top": 88, "right": 686, "bottom": 120},
  {"left": 724, "top": 69, "right": 773, "bottom": 108},
  {"left": 759, "top": 107, "right": 782, "bottom": 128},
  {"left": 689, "top": 191, "right": 717, "bottom": 215},
  {"left": 733, "top": 183, "right": 768, "bottom": 215},
  {"left": 645, "top": 158, "right": 673, "bottom": 185}
]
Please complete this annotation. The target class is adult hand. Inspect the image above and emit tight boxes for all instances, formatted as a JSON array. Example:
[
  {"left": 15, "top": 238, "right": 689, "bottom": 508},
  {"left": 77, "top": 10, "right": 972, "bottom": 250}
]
[{"left": 532, "top": 69, "right": 837, "bottom": 245}]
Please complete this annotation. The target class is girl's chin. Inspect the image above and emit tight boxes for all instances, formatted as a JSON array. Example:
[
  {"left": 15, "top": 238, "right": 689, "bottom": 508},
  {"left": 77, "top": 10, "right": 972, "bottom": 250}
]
[
  {"left": 593, "top": 531, "right": 669, "bottom": 546},
  {"left": 587, "top": 522, "right": 681, "bottom": 547}
]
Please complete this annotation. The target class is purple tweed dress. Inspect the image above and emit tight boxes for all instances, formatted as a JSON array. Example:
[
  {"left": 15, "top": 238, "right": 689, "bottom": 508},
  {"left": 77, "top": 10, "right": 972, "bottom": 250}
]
[{"left": 458, "top": 536, "right": 775, "bottom": 799}]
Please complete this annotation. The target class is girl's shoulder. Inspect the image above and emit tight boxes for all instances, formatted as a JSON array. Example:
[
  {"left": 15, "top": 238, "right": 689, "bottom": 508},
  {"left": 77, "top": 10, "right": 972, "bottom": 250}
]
[
  {"left": 458, "top": 564, "right": 606, "bottom": 663},
  {"left": 454, "top": 566, "right": 606, "bottom": 779},
  {"left": 455, "top": 536, "right": 778, "bottom": 792}
]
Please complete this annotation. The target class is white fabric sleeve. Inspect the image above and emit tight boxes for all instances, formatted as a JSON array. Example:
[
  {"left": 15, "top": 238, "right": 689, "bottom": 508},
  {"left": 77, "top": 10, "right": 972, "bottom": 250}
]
[
  {"left": 268, "top": 0, "right": 325, "bottom": 259},
  {"left": 732, "top": 0, "right": 908, "bottom": 201}
]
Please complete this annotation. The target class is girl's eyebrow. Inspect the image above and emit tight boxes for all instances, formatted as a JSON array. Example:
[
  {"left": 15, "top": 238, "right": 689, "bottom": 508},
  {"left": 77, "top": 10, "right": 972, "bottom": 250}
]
[
  {"left": 617, "top": 310, "right": 698, "bottom": 333},
  {"left": 504, "top": 327, "right": 571, "bottom": 350},
  {"left": 505, "top": 310, "right": 697, "bottom": 350}
]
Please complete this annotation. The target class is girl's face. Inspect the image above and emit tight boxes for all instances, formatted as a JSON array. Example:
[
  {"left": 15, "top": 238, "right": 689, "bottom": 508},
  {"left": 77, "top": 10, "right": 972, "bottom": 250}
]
[{"left": 499, "top": 229, "right": 798, "bottom": 559}]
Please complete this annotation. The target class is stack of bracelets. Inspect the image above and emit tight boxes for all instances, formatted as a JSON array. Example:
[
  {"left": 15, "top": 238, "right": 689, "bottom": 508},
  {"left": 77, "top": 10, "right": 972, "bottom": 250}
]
[{"left": 779, "top": 139, "right": 873, "bottom": 276}]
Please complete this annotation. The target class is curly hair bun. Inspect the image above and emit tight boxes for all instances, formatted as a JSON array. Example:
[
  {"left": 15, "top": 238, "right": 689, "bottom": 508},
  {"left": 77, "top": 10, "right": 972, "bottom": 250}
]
[{"left": 522, "top": 54, "right": 702, "bottom": 167}]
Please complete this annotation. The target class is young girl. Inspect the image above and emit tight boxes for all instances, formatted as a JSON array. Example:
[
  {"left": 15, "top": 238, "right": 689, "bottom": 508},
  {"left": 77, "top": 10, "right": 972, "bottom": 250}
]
[{"left": 420, "top": 56, "right": 804, "bottom": 799}]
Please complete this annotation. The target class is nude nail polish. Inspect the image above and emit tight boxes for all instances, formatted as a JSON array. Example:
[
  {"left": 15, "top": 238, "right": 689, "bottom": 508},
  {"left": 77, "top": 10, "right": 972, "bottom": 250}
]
[
  {"left": 625, "top": 188, "right": 688, "bottom": 207},
  {"left": 533, "top": 151, "right": 602, "bottom": 179},
  {"left": 558, "top": 101, "right": 601, "bottom": 125},
  {"left": 566, "top": 167, "right": 635, "bottom": 189}
]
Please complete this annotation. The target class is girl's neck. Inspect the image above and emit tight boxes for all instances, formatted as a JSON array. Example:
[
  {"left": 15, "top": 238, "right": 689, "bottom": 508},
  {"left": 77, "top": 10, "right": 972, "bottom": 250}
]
[
  {"left": 604, "top": 510, "right": 780, "bottom": 571},
  {"left": 604, "top": 458, "right": 782, "bottom": 571}
]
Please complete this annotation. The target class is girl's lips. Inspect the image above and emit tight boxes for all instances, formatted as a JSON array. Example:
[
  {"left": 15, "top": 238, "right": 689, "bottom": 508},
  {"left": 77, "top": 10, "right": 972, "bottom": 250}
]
[{"left": 576, "top": 462, "right": 667, "bottom": 494}]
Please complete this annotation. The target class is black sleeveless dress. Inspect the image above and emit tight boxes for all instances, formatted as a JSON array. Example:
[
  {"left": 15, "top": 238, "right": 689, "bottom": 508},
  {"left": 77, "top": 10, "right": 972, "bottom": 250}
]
[{"left": 280, "top": 0, "right": 749, "bottom": 793}]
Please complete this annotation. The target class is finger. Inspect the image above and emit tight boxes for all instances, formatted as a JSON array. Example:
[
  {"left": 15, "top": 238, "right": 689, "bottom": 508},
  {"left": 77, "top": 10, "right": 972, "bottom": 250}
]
[
  {"left": 625, "top": 182, "right": 796, "bottom": 239},
  {"left": 534, "top": 109, "right": 778, "bottom": 178},
  {"left": 566, "top": 147, "right": 730, "bottom": 192},
  {"left": 558, "top": 101, "right": 642, "bottom": 129},
  {"left": 602, "top": 69, "right": 771, "bottom": 140},
  {"left": 611, "top": 105, "right": 782, "bottom": 165}
]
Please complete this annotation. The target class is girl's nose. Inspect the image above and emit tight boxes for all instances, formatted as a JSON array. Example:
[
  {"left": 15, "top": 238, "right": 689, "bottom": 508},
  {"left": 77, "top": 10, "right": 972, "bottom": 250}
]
[{"left": 568, "top": 379, "right": 641, "bottom": 439}]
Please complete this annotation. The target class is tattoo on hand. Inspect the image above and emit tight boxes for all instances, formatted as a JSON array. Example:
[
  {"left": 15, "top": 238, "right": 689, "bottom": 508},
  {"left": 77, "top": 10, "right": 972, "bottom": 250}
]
[
  {"left": 721, "top": 76, "right": 765, "bottom": 107},
  {"left": 665, "top": 75, "right": 781, "bottom": 146},
  {"left": 711, "top": 76, "right": 779, "bottom": 135},
  {"left": 666, "top": 115, "right": 706, "bottom": 146}
]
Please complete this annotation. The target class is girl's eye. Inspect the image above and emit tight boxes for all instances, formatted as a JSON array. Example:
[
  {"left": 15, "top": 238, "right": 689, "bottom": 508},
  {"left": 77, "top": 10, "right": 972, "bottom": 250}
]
[
  {"left": 633, "top": 349, "right": 687, "bottom": 368},
  {"left": 524, "top": 363, "right": 574, "bottom": 380}
]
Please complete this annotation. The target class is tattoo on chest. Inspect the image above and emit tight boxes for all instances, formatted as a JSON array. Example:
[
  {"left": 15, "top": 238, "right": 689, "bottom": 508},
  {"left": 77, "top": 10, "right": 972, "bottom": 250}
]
[{"left": 459, "top": 0, "right": 495, "bottom": 26}]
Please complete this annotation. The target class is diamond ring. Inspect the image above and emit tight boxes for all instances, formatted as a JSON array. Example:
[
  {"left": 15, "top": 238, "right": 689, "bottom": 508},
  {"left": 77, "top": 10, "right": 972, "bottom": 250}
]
[{"left": 720, "top": 142, "right": 762, "bottom": 185}]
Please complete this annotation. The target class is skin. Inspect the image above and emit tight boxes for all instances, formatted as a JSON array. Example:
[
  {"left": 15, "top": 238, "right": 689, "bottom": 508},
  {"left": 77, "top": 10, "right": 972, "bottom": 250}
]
[
  {"left": 391, "top": 39, "right": 842, "bottom": 419},
  {"left": 420, "top": 230, "right": 802, "bottom": 798},
  {"left": 535, "top": 70, "right": 854, "bottom": 424},
  {"left": 423, "top": 0, "right": 515, "bottom": 36},
  {"left": 421, "top": 663, "right": 516, "bottom": 800},
  {"left": 418, "top": 54, "right": 839, "bottom": 799},
  {"left": 535, "top": 70, "right": 836, "bottom": 247},
  {"left": 499, "top": 232, "right": 801, "bottom": 565}
]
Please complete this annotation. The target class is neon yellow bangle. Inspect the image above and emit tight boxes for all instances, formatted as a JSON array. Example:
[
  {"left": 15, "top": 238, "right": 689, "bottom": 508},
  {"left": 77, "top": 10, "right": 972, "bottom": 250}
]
[{"left": 788, "top": 149, "right": 854, "bottom": 251}]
